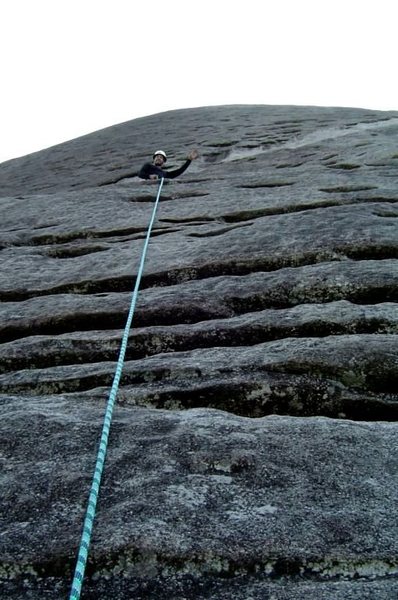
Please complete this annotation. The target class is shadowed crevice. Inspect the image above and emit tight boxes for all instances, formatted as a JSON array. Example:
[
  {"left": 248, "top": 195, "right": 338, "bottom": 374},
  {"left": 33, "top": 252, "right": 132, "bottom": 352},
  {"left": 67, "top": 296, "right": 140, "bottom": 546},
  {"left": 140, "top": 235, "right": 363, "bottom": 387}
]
[
  {"left": 221, "top": 199, "right": 398, "bottom": 223},
  {"left": 2, "top": 250, "right": 398, "bottom": 303},
  {"left": 2, "top": 303, "right": 398, "bottom": 371},
  {"left": 236, "top": 182, "right": 295, "bottom": 189}
]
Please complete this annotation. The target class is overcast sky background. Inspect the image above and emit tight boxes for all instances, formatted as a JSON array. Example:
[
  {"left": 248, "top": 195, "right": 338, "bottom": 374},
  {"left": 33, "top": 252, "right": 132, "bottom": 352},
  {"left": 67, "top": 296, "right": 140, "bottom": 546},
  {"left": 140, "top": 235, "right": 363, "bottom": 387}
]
[{"left": 1, "top": 0, "right": 397, "bottom": 164}]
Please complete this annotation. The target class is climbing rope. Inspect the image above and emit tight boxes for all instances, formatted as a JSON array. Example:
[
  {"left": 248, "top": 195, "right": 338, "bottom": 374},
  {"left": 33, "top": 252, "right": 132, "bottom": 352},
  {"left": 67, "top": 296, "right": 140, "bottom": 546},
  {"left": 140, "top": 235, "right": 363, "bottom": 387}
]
[{"left": 69, "top": 177, "right": 165, "bottom": 600}]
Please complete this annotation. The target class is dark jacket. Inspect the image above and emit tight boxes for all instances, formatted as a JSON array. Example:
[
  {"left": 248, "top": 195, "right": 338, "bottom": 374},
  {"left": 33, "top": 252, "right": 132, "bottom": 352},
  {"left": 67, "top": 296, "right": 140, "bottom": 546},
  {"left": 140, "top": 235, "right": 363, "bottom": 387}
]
[{"left": 138, "top": 159, "right": 192, "bottom": 180}]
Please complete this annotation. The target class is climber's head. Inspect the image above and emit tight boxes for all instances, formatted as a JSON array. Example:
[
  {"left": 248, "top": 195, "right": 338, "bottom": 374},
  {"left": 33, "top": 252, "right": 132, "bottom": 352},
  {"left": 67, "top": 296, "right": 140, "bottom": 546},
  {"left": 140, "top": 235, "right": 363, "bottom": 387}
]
[{"left": 153, "top": 150, "right": 167, "bottom": 166}]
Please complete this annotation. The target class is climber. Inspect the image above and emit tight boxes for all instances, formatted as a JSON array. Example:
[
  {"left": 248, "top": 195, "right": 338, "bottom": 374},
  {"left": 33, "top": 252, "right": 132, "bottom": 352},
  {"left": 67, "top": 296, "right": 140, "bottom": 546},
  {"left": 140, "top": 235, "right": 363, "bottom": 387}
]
[{"left": 138, "top": 149, "right": 199, "bottom": 180}]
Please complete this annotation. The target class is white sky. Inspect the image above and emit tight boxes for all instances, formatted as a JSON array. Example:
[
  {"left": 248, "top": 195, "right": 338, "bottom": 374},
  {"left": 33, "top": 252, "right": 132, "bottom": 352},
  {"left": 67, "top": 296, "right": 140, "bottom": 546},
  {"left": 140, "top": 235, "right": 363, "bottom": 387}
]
[{"left": 1, "top": 0, "right": 397, "bottom": 164}]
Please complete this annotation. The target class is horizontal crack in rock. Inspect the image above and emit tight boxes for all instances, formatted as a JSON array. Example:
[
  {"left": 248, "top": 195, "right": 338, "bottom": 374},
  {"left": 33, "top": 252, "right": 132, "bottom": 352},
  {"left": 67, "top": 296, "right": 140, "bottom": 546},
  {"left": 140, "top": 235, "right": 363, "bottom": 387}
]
[
  {"left": 3, "top": 553, "right": 396, "bottom": 585},
  {"left": 5, "top": 250, "right": 398, "bottom": 302}
]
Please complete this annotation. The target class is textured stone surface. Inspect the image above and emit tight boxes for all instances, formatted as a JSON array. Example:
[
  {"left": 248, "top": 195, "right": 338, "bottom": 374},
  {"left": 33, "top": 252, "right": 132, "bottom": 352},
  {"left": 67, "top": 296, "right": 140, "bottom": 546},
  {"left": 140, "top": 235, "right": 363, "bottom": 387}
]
[
  {"left": 1, "top": 402, "right": 398, "bottom": 599},
  {"left": 1, "top": 105, "right": 398, "bottom": 598}
]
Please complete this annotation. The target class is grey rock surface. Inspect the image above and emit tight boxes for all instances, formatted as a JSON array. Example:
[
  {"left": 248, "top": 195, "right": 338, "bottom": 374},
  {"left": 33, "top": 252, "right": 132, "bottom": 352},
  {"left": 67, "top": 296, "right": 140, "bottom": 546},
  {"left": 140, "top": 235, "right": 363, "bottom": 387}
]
[{"left": 1, "top": 105, "right": 398, "bottom": 598}]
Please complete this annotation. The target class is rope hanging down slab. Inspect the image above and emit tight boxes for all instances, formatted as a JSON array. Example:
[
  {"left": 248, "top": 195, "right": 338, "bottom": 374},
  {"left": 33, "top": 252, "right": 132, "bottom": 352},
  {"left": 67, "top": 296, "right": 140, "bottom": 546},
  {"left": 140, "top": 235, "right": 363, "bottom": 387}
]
[{"left": 69, "top": 177, "right": 165, "bottom": 600}]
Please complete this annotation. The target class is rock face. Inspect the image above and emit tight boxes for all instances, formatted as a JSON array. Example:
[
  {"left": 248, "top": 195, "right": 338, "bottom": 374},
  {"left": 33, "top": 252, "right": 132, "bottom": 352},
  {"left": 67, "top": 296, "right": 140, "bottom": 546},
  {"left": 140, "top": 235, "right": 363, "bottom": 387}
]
[{"left": 1, "top": 105, "right": 398, "bottom": 599}]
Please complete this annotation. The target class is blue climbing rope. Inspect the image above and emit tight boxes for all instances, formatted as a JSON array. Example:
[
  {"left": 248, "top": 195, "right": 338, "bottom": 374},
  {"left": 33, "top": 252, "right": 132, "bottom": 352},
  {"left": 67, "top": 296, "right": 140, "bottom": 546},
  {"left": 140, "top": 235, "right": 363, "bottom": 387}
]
[{"left": 69, "top": 178, "right": 165, "bottom": 600}]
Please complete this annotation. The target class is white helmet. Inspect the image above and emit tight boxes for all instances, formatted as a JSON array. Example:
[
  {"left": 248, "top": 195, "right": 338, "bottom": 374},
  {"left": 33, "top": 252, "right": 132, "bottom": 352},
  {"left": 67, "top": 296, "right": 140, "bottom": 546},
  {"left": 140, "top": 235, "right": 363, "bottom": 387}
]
[{"left": 153, "top": 150, "right": 167, "bottom": 162}]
